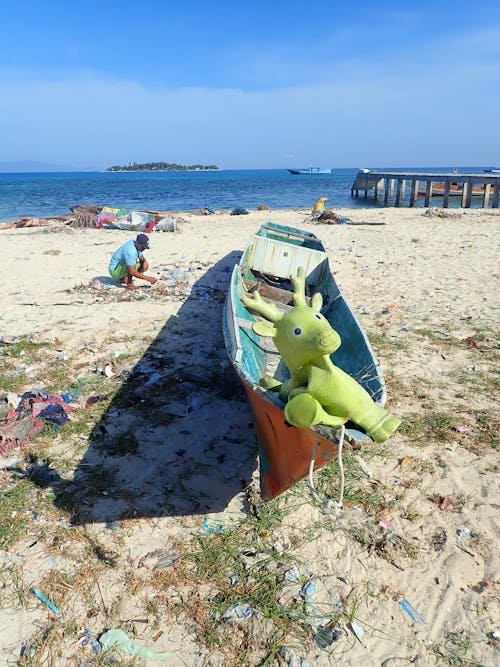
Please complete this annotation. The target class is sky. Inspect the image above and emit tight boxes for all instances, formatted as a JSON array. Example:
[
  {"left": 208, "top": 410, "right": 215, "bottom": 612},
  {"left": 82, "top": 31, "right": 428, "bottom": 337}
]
[{"left": 0, "top": 0, "right": 499, "bottom": 170}]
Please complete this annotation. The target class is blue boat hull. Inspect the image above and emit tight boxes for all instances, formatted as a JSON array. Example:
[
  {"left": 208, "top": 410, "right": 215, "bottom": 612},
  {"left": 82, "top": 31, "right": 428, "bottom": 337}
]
[{"left": 288, "top": 168, "right": 332, "bottom": 175}]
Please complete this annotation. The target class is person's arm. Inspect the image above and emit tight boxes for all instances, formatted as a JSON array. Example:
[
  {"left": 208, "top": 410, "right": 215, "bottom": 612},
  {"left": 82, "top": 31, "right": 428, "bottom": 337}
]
[{"left": 127, "top": 264, "right": 157, "bottom": 283}]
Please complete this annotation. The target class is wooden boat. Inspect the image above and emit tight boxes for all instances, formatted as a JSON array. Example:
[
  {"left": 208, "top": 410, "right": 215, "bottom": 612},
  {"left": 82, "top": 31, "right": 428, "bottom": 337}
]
[
  {"left": 287, "top": 167, "right": 332, "bottom": 175},
  {"left": 223, "top": 222, "right": 388, "bottom": 500}
]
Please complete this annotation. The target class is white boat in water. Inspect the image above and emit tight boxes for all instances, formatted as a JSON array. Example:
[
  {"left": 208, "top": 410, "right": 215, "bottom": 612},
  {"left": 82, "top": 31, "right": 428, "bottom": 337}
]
[{"left": 287, "top": 167, "right": 332, "bottom": 175}]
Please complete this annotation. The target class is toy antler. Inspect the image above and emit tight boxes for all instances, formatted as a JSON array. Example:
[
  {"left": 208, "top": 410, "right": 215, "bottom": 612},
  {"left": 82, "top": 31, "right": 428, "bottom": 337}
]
[
  {"left": 290, "top": 266, "right": 307, "bottom": 307},
  {"left": 242, "top": 291, "right": 283, "bottom": 323}
]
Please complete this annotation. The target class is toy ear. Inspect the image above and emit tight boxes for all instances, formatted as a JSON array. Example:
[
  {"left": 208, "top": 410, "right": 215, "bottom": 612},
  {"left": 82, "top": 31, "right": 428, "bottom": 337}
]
[
  {"left": 252, "top": 321, "right": 277, "bottom": 337},
  {"left": 312, "top": 292, "right": 323, "bottom": 312}
]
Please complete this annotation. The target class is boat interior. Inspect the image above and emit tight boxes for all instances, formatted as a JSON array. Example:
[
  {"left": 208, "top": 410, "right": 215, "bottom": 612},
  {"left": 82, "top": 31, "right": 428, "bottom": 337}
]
[{"left": 226, "top": 223, "right": 386, "bottom": 408}]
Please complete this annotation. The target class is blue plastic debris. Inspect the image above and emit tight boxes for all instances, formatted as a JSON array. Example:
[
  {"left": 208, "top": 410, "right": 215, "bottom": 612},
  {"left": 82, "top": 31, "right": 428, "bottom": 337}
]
[
  {"left": 200, "top": 517, "right": 225, "bottom": 536},
  {"left": 33, "top": 588, "right": 60, "bottom": 615},
  {"left": 82, "top": 628, "right": 101, "bottom": 653},
  {"left": 223, "top": 603, "right": 254, "bottom": 622},
  {"left": 399, "top": 599, "right": 426, "bottom": 624}
]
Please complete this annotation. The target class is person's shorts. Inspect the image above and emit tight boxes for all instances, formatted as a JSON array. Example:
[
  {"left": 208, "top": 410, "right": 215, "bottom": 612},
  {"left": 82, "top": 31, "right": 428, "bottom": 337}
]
[{"left": 109, "top": 261, "right": 140, "bottom": 280}]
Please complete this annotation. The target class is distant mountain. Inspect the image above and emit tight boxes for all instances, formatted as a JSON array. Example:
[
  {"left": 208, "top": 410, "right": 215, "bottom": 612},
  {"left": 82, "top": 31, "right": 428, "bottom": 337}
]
[{"left": 0, "top": 160, "right": 98, "bottom": 173}]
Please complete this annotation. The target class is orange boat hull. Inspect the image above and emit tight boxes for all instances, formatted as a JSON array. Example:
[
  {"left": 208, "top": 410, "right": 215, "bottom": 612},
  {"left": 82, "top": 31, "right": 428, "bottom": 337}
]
[
  {"left": 244, "top": 385, "right": 342, "bottom": 500},
  {"left": 418, "top": 183, "right": 492, "bottom": 197}
]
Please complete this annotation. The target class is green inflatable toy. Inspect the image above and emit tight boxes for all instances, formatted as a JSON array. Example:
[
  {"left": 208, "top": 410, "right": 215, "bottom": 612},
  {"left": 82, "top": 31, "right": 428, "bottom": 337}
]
[{"left": 241, "top": 267, "right": 401, "bottom": 442}]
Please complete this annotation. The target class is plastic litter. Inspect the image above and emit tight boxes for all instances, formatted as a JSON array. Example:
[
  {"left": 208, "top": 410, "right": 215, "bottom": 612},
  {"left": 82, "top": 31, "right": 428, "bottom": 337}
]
[
  {"left": 38, "top": 403, "right": 69, "bottom": 427},
  {"left": 438, "top": 495, "right": 454, "bottom": 511},
  {"left": 33, "top": 588, "right": 60, "bottom": 614},
  {"left": 314, "top": 625, "right": 342, "bottom": 648},
  {"left": 278, "top": 647, "right": 298, "bottom": 666},
  {"left": 345, "top": 430, "right": 373, "bottom": 447},
  {"left": 348, "top": 621, "right": 366, "bottom": 642},
  {"left": 61, "top": 390, "right": 79, "bottom": 403},
  {"left": 200, "top": 517, "right": 225, "bottom": 535},
  {"left": 155, "top": 217, "right": 176, "bottom": 232},
  {"left": 457, "top": 527, "right": 471, "bottom": 540},
  {"left": 399, "top": 455, "right": 414, "bottom": 471},
  {"left": 99, "top": 629, "right": 177, "bottom": 660},
  {"left": 139, "top": 548, "right": 180, "bottom": 570},
  {"left": 353, "top": 453, "right": 374, "bottom": 478},
  {"left": 453, "top": 425, "right": 471, "bottom": 434},
  {"left": 82, "top": 628, "right": 101, "bottom": 653},
  {"left": 300, "top": 579, "right": 330, "bottom": 631},
  {"left": 399, "top": 599, "right": 426, "bottom": 624},
  {"left": 223, "top": 602, "right": 254, "bottom": 622}
]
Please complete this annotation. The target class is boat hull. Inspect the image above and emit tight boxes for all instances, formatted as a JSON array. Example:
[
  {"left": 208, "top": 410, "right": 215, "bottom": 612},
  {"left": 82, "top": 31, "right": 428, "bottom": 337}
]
[
  {"left": 223, "top": 222, "right": 385, "bottom": 500},
  {"left": 288, "top": 168, "right": 332, "bottom": 175},
  {"left": 417, "top": 183, "right": 492, "bottom": 197},
  {"left": 244, "top": 385, "right": 343, "bottom": 500}
]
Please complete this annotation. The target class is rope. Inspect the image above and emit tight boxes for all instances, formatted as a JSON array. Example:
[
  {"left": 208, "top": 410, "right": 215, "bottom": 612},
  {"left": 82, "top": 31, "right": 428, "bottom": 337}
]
[{"left": 308, "top": 425, "right": 345, "bottom": 514}]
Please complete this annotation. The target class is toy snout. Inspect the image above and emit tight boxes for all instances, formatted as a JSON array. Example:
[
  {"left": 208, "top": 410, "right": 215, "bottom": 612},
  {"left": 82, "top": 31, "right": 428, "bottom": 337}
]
[{"left": 318, "top": 329, "right": 341, "bottom": 354}]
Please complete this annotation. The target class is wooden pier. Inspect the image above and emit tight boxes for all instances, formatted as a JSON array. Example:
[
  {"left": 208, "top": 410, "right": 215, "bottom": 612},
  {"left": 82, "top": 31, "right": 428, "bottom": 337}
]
[{"left": 351, "top": 171, "right": 500, "bottom": 208}]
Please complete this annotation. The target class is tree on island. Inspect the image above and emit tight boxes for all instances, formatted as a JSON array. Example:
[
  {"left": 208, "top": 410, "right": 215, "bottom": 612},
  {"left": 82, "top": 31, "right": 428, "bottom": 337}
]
[{"left": 106, "top": 161, "right": 219, "bottom": 172}]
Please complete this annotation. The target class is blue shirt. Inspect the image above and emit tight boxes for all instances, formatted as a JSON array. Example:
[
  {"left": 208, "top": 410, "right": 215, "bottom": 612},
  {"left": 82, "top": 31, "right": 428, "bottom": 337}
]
[{"left": 109, "top": 240, "right": 144, "bottom": 271}]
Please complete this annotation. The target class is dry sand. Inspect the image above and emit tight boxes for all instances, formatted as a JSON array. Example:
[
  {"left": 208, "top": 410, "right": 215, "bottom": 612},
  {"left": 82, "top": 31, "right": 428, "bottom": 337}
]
[{"left": 0, "top": 207, "right": 498, "bottom": 666}]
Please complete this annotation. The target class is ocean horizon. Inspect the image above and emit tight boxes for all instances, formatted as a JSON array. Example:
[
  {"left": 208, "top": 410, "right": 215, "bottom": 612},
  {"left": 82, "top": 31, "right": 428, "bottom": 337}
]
[{"left": 0, "top": 167, "right": 491, "bottom": 222}]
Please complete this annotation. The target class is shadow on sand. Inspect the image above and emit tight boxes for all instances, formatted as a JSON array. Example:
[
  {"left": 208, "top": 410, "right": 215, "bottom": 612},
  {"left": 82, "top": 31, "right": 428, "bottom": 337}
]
[{"left": 32, "top": 251, "right": 258, "bottom": 524}]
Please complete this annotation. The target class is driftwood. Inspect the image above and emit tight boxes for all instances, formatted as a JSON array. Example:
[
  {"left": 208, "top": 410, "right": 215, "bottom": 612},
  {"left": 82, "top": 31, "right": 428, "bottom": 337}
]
[
  {"left": 316, "top": 209, "right": 385, "bottom": 225},
  {"left": 0, "top": 215, "right": 72, "bottom": 230},
  {"left": 70, "top": 204, "right": 103, "bottom": 228}
]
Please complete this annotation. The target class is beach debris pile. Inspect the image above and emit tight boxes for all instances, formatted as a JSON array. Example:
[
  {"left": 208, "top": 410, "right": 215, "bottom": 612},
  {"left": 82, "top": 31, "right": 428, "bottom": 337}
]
[
  {"left": 0, "top": 205, "right": 178, "bottom": 232},
  {"left": 422, "top": 207, "right": 463, "bottom": 219},
  {"left": 92, "top": 206, "right": 176, "bottom": 232},
  {"left": 0, "top": 390, "right": 76, "bottom": 454},
  {"left": 66, "top": 260, "right": 227, "bottom": 304},
  {"left": 316, "top": 209, "right": 351, "bottom": 224},
  {"left": 0, "top": 215, "right": 72, "bottom": 230}
]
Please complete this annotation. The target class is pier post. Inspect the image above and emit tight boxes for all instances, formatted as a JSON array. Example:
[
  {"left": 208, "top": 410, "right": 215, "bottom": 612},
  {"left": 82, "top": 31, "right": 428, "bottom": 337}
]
[
  {"left": 401, "top": 179, "right": 407, "bottom": 202},
  {"left": 443, "top": 182, "right": 451, "bottom": 208},
  {"left": 424, "top": 181, "right": 432, "bottom": 207},
  {"left": 461, "top": 182, "right": 469, "bottom": 208},
  {"left": 464, "top": 180, "right": 473, "bottom": 208},
  {"left": 492, "top": 185, "right": 499, "bottom": 208},
  {"left": 384, "top": 178, "right": 390, "bottom": 204},
  {"left": 483, "top": 184, "right": 491, "bottom": 207},
  {"left": 395, "top": 178, "right": 402, "bottom": 206},
  {"left": 409, "top": 179, "right": 419, "bottom": 207}
]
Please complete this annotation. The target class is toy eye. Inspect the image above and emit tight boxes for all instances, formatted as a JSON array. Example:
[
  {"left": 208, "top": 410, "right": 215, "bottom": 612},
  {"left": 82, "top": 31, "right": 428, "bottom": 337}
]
[
  {"left": 314, "top": 313, "right": 322, "bottom": 321},
  {"left": 293, "top": 327, "right": 302, "bottom": 336}
]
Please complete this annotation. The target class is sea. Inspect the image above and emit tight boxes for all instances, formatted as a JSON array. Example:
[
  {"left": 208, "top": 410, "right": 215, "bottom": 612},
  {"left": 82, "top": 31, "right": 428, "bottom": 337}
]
[{"left": 0, "top": 167, "right": 491, "bottom": 223}]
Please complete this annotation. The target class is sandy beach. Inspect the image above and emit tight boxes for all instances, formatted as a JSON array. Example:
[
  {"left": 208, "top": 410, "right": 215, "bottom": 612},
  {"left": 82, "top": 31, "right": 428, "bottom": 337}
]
[{"left": 0, "top": 206, "right": 498, "bottom": 666}]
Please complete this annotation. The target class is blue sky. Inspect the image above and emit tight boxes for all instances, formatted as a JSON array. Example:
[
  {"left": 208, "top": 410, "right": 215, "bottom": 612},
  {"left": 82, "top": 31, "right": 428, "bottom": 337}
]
[{"left": 1, "top": 0, "right": 499, "bottom": 169}]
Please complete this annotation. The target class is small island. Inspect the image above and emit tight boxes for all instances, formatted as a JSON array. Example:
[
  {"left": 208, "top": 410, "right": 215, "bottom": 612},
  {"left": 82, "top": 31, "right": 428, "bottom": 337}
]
[{"left": 106, "top": 161, "right": 219, "bottom": 172}]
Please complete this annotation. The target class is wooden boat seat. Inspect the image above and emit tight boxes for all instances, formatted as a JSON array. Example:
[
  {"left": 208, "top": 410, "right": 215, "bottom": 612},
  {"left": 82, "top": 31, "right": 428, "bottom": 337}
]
[{"left": 243, "top": 277, "right": 311, "bottom": 307}]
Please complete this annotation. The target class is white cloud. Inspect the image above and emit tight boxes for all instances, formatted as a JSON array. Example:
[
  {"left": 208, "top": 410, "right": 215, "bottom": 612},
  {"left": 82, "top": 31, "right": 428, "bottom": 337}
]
[{"left": 0, "top": 31, "right": 498, "bottom": 169}]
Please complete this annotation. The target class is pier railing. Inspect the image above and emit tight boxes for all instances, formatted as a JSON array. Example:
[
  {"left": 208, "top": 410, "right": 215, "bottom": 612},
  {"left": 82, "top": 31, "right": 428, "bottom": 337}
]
[{"left": 351, "top": 171, "right": 499, "bottom": 208}]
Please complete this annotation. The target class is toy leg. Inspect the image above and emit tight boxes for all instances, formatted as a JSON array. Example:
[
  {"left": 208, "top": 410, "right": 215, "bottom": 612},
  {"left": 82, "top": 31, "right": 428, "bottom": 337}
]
[
  {"left": 363, "top": 411, "right": 401, "bottom": 443},
  {"left": 285, "top": 393, "right": 347, "bottom": 429}
]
